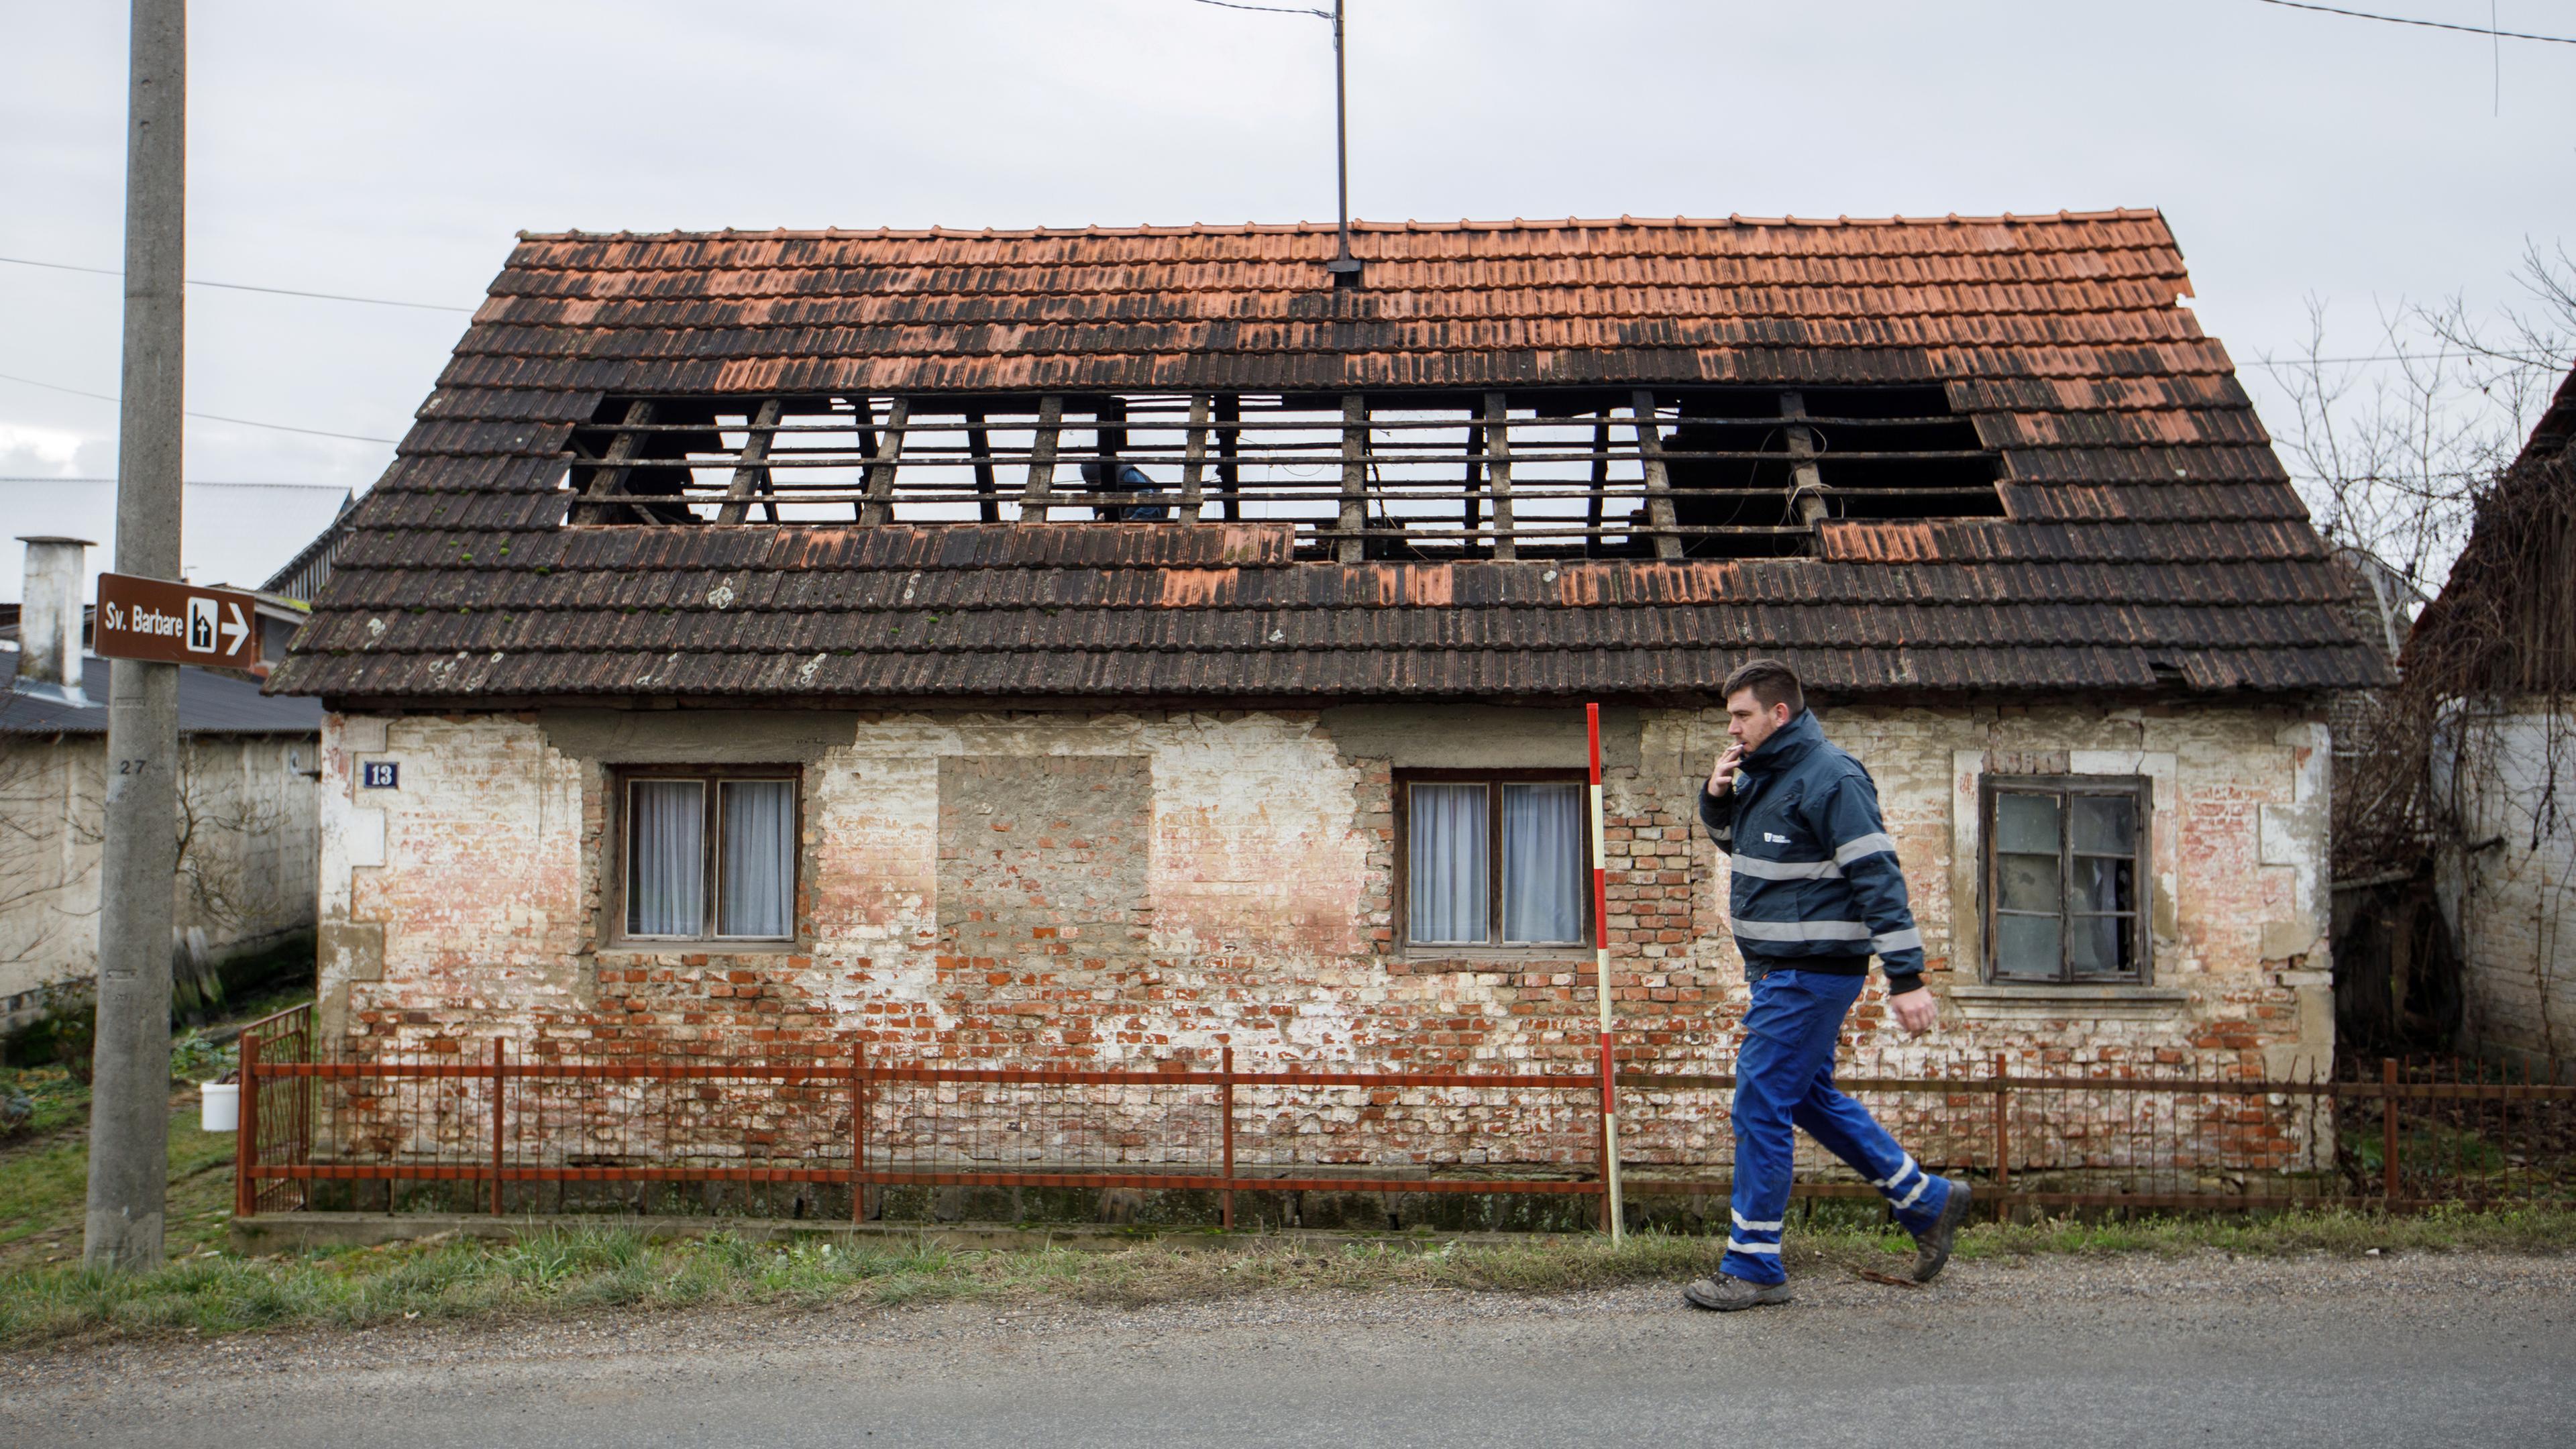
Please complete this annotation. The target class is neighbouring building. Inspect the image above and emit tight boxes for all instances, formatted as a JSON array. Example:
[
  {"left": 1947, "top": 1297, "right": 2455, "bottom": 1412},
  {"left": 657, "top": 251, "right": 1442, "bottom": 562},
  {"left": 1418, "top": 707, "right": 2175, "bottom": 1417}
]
[
  {"left": 265, "top": 213, "right": 2388, "bottom": 1176},
  {"left": 2, "top": 536, "right": 325, "bottom": 1029},
  {"left": 2421, "top": 364, "right": 2576, "bottom": 1073}
]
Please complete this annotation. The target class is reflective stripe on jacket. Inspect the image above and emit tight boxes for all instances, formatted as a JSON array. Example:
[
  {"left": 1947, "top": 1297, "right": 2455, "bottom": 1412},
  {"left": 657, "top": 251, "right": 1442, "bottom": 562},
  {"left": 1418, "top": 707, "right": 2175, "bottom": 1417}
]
[{"left": 1697, "top": 708, "right": 1925, "bottom": 990}]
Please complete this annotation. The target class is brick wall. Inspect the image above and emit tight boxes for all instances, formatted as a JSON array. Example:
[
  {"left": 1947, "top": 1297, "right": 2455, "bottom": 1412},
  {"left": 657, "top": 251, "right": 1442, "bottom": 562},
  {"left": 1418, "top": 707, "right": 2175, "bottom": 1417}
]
[{"left": 312, "top": 699, "right": 2336, "bottom": 1172}]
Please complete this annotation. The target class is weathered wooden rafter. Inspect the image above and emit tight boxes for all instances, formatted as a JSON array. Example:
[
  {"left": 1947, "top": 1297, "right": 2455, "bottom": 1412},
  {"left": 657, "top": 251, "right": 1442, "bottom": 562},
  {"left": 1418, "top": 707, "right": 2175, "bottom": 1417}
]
[
  {"left": 572, "top": 398, "right": 657, "bottom": 524},
  {"left": 859, "top": 396, "right": 910, "bottom": 526},
  {"left": 714, "top": 397, "right": 782, "bottom": 525},
  {"left": 1781, "top": 390, "right": 1832, "bottom": 527},
  {"left": 1630, "top": 389, "right": 1685, "bottom": 561},
  {"left": 1481, "top": 391, "right": 1516, "bottom": 563},
  {"left": 1022, "top": 394, "right": 1063, "bottom": 517}
]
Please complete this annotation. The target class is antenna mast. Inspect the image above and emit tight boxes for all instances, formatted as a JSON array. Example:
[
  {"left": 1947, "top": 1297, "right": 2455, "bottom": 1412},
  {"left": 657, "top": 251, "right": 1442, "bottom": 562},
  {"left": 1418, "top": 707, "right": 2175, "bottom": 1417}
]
[{"left": 1326, "top": 0, "right": 1362, "bottom": 284}]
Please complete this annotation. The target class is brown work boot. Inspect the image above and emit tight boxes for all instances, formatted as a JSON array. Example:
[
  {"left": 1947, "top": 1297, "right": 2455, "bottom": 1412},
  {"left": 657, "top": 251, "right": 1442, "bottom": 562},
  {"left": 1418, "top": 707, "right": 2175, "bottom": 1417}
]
[
  {"left": 1682, "top": 1274, "right": 1794, "bottom": 1311},
  {"left": 1911, "top": 1177, "right": 1973, "bottom": 1283}
]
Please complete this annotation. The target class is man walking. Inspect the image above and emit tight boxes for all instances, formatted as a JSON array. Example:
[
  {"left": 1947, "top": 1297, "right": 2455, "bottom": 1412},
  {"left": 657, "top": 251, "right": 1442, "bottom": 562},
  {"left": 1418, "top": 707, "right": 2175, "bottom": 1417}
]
[{"left": 1682, "top": 659, "right": 1971, "bottom": 1311}]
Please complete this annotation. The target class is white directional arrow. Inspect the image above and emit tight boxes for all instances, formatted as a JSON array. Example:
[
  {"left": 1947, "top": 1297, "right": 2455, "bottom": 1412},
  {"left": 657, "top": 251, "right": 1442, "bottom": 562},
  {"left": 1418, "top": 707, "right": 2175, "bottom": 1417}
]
[{"left": 219, "top": 600, "right": 251, "bottom": 655}]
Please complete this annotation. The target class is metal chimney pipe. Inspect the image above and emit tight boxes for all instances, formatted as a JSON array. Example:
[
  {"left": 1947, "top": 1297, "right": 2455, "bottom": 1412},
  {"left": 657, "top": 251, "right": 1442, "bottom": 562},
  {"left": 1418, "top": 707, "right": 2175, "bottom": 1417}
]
[
  {"left": 1325, "top": 0, "right": 1362, "bottom": 287},
  {"left": 13, "top": 535, "right": 95, "bottom": 704}
]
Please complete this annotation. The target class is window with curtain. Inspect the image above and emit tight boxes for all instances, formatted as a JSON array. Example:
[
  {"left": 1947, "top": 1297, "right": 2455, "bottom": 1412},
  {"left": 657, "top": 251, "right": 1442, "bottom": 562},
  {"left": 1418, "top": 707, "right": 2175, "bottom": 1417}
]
[
  {"left": 1402, "top": 775, "right": 1587, "bottom": 951},
  {"left": 621, "top": 770, "right": 800, "bottom": 941},
  {"left": 1983, "top": 774, "right": 2149, "bottom": 984}
]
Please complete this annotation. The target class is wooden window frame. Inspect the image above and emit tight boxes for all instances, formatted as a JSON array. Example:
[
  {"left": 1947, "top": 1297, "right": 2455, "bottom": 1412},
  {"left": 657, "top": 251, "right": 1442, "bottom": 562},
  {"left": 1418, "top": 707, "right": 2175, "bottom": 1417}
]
[
  {"left": 1392, "top": 768, "right": 1592, "bottom": 958},
  {"left": 1980, "top": 773, "right": 2151, "bottom": 985},
  {"left": 608, "top": 764, "right": 803, "bottom": 947}
]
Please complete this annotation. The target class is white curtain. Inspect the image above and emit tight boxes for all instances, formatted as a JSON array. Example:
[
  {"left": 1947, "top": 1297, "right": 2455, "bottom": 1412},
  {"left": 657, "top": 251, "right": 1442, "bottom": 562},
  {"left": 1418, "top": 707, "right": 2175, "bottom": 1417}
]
[
  {"left": 718, "top": 780, "right": 796, "bottom": 938},
  {"left": 1409, "top": 784, "right": 1489, "bottom": 944},
  {"left": 628, "top": 780, "right": 704, "bottom": 936},
  {"left": 1501, "top": 783, "right": 1583, "bottom": 943}
]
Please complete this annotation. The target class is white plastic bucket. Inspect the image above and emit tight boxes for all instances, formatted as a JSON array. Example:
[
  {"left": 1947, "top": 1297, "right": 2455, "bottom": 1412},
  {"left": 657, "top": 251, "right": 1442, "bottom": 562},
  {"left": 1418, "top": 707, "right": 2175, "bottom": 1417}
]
[{"left": 199, "top": 1081, "right": 239, "bottom": 1132}]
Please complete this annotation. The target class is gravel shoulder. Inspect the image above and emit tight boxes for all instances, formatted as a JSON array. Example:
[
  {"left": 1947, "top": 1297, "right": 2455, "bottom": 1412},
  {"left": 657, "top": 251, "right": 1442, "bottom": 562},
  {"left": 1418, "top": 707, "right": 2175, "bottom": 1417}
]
[{"left": 7, "top": 1250, "right": 2573, "bottom": 1448}]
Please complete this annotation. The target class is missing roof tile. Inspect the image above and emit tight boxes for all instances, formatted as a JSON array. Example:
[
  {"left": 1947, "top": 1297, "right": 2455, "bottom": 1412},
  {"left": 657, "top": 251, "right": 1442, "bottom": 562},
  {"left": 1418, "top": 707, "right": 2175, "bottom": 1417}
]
[{"left": 557, "top": 386, "right": 2006, "bottom": 560}]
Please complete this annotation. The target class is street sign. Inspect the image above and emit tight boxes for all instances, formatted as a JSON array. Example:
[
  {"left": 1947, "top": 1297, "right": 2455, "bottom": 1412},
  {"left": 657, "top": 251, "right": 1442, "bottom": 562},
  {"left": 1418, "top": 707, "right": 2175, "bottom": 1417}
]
[{"left": 93, "top": 572, "right": 262, "bottom": 668}]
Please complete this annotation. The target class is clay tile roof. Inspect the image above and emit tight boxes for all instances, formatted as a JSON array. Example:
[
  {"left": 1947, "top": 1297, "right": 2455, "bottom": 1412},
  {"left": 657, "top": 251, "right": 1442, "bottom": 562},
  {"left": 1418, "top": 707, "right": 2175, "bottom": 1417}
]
[{"left": 268, "top": 213, "right": 2387, "bottom": 704}]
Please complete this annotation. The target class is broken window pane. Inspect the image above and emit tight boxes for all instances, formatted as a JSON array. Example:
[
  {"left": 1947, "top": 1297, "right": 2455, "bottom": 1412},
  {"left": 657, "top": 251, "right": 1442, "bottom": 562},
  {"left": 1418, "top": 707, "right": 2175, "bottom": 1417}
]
[
  {"left": 1994, "top": 914, "right": 2061, "bottom": 980},
  {"left": 1997, "top": 852, "right": 2059, "bottom": 914},
  {"left": 2068, "top": 912, "right": 2133, "bottom": 975},
  {"left": 1986, "top": 777, "right": 2149, "bottom": 984},
  {"left": 1994, "top": 792, "right": 2060, "bottom": 856},
  {"left": 2070, "top": 855, "right": 2135, "bottom": 916},
  {"left": 2072, "top": 794, "right": 2135, "bottom": 856}
]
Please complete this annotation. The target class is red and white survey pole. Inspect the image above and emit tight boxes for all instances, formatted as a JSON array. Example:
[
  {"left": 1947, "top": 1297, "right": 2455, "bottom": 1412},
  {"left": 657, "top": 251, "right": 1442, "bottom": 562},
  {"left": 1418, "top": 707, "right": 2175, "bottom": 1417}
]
[{"left": 1587, "top": 703, "right": 1625, "bottom": 1242}]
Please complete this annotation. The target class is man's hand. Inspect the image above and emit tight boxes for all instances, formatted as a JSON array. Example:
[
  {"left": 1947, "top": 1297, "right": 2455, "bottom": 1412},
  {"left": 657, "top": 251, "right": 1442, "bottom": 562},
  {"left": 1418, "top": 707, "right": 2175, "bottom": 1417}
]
[
  {"left": 1706, "top": 743, "right": 1745, "bottom": 797},
  {"left": 1888, "top": 988, "right": 1939, "bottom": 1036}
]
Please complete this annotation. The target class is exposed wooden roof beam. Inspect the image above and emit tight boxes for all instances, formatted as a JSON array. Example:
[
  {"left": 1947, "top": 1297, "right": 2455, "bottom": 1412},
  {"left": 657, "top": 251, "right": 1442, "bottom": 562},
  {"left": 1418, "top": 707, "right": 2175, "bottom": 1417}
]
[
  {"left": 1021, "top": 394, "right": 1064, "bottom": 517},
  {"left": 1482, "top": 392, "right": 1516, "bottom": 563},
  {"left": 1216, "top": 394, "right": 1242, "bottom": 523},
  {"left": 1630, "top": 390, "right": 1684, "bottom": 561},
  {"left": 1338, "top": 394, "right": 1368, "bottom": 564},
  {"left": 1178, "top": 395, "right": 1210, "bottom": 523},
  {"left": 859, "top": 396, "right": 911, "bottom": 525},
  {"left": 965, "top": 410, "right": 1001, "bottom": 523},
  {"left": 1782, "top": 389, "right": 1831, "bottom": 527},
  {"left": 574, "top": 398, "right": 657, "bottom": 524},
  {"left": 1585, "top": 410, "right": 1611, "bottom": 559},
  {"left": 714, "top": 397, "right": 782, "bottom": 525}
]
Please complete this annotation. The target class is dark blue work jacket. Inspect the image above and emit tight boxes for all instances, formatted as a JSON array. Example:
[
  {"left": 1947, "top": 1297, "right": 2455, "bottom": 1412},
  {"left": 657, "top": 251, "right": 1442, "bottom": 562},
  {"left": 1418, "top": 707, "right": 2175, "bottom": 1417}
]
[{"left": 1697, "top": 709, "right": 1925, "bottom": 992}]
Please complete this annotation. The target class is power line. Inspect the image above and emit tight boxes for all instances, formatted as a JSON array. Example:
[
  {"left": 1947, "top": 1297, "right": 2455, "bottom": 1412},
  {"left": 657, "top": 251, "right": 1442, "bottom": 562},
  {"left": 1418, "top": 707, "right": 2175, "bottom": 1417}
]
[
  {"left": 0, "top": 370, "right": 400, "bottom": 444},
  {"left": 2247, "top": 350, "right": 2471, "bottom": 366},
  {"left": 0, "top": 476, "right": 352, "bottom": 489},
  {"left": 0, "top": 254, "right": 475, "bottom": 313},
  {"left": 2253, "top": 0, "right": 2576, "bottom": 45},
  {"left": 1185, "top": 0, "right": 1330, "bottom": 15},
  {"left": 2246, "top": 347, "right": 2571, "bottom": 368}
]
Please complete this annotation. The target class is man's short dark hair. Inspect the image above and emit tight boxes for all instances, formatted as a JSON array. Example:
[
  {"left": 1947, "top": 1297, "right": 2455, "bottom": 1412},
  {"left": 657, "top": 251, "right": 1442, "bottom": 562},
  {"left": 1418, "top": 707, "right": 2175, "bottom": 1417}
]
[{"left": 1723, "top": 658, "right": 1804, "bottom": 717}]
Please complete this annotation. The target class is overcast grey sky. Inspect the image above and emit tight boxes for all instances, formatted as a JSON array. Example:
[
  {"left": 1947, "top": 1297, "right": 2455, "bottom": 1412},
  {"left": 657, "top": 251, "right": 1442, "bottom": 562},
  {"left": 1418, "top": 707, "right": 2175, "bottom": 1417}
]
[{"left": 2, "top": 0, "right": 2571, "bottom": 598}]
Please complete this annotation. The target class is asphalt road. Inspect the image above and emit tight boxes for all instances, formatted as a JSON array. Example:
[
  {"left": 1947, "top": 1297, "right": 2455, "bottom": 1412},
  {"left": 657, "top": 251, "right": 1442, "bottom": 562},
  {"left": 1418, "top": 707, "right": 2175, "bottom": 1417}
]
[{"left": 7, "top": 1252, "right": 2571, "bottom": 1448}]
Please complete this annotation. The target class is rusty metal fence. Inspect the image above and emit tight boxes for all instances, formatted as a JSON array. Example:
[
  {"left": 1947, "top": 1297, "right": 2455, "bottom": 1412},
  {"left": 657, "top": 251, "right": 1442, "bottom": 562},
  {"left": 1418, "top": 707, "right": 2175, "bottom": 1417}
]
[
  {"left": 236, "top": 1003, "right": 313, "bottom": 1216},
  {"left": 235, "top": 1006, "right": 2576, "bottom": 1224}
]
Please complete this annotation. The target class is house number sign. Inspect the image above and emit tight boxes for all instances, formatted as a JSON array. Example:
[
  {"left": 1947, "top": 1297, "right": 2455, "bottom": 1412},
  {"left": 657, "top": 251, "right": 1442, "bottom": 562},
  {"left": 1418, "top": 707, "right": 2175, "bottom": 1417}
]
[{"left": 360, "top": 761, "right": 400, "bottom": 790}]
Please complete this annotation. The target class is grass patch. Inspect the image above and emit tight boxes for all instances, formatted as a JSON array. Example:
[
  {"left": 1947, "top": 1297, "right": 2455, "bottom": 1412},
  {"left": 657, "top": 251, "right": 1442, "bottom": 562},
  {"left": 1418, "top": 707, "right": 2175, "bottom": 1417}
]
[
  {"left": 0, "top": 1062, "right": 88, "bottom": 1144},
  {"left": 2, "top": 1205, "right": 2572, "bottom": 1351},
  {"left": 1956, "top": 1202, "right": 2576, "bottom": 1259},
  {"left": 0, "top": 1012, "right": 276, "bottom": 1271}
]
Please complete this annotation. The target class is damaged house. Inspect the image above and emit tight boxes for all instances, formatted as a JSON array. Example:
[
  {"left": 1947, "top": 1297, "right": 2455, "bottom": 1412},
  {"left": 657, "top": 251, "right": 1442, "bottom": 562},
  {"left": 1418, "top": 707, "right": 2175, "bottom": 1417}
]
[
  {"left": 263, "top": 213, "right": 2387, "bottom": 1175},
  {"left": 2417, "top": 364, "right": 2576, "bottom": 1071}
]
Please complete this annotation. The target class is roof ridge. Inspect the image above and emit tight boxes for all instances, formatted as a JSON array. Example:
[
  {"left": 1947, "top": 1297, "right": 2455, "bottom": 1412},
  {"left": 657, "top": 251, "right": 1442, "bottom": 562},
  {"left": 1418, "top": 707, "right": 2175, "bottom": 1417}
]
[{"left": 513, "top": 210, "right": 2168, "bottom": 244}]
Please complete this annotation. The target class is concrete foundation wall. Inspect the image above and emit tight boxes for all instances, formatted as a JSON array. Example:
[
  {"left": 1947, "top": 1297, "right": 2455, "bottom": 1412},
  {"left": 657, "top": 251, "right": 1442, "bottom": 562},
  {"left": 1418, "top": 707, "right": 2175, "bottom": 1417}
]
[{"left": 1, "top": 731, "right": 321, "bottom": 1022}]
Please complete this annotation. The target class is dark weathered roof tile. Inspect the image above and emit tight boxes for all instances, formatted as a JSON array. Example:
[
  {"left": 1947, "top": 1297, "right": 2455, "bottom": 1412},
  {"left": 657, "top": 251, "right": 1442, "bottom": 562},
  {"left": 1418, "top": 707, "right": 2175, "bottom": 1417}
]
[{"left": 271, "top": 214, "right": 2385, "bottom": 701}]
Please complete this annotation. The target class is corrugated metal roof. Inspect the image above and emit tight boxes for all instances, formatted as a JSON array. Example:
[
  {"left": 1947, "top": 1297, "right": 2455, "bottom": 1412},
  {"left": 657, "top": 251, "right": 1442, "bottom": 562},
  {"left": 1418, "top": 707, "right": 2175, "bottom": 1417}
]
[
  {"left": 3, "top": 655, "right": 323, "bottom": 734},
  {"left": 269, "top": 213, "right": 2387, "bottom": 701}
]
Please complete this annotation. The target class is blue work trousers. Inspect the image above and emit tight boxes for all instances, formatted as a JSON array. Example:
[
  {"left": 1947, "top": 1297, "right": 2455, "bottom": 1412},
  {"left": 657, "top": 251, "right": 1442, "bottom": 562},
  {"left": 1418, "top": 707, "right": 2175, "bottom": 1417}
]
[{"left": 1722, "top": 969, "right": 1950, "bottom": 1285}]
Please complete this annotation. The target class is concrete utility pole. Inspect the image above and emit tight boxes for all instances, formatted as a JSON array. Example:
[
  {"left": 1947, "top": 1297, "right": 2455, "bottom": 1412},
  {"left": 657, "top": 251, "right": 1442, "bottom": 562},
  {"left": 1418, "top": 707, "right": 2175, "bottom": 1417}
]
[{"left": 85, "top": 0, "right": 186, "bottom": 1273}]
